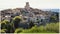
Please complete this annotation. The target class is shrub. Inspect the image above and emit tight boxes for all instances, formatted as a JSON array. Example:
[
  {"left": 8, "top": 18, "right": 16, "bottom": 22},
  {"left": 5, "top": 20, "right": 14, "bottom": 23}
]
[
  {"left": 0, "top": 29, "right": 7, "bottom": 33},
  {"left": 14, "top": 28, "right": 23, "bottom": 33},
  {"left": 45, "top": 23, "right": 59, "bottom": 33},
  {"left": 21, "top": 23, "right": 59, "bottom": 33}
]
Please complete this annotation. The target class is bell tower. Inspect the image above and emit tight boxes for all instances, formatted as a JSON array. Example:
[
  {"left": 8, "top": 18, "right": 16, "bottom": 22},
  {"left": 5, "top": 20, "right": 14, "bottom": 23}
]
[{"left": 25, "top": 2, "right": 30, "bottom": 11}]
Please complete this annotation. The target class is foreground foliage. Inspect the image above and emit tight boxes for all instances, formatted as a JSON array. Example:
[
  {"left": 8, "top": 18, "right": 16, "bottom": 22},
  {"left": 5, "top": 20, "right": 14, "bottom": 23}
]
[
  {"left": 0, "top": 16, "right": 59, "bottom": 33},
  {"left": 14, "top": 23, "right": 59, "bottom": 33}
]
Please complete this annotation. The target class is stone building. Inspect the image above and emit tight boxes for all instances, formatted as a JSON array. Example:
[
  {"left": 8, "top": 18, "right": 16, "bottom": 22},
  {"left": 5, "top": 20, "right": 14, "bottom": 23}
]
[{"left": 25, "top": 2, "right": 30, "bottom": 11}]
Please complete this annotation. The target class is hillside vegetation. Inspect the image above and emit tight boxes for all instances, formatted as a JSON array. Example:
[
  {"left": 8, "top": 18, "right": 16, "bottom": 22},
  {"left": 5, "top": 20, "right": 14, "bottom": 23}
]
[
  {"left": 0, "top": 15, "right": 59, "bottom": 33},
  {"left": 14, "top": 22, "right": 59, "bottom": 33}
]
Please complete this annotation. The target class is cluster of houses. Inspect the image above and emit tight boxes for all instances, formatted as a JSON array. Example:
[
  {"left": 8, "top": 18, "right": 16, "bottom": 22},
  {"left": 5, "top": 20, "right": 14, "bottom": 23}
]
[{"left": 1, "top": 2, "right": 58, "bottom": 28}]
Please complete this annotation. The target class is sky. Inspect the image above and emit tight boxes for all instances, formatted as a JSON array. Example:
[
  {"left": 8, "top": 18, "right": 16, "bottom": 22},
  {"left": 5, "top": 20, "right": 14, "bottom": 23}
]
[{"left": 0, "top": 0, "right": 60, "bottom": 10}]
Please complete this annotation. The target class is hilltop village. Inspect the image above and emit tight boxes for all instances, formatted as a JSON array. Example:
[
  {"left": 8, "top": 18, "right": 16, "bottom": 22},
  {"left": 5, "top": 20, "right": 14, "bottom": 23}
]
[{"left": 1, "top": 2, "right": 59, "bottom": 28}]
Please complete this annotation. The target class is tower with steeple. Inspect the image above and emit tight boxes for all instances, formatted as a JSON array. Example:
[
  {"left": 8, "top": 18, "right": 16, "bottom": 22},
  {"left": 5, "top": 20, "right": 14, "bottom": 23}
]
[{"left": 25, "top": 2, "right": 30, "bottom": 11}]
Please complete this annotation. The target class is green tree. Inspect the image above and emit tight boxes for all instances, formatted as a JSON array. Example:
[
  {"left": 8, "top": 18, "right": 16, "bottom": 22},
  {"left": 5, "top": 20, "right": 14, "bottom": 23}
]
[
  {"left": 50, "top": 15, "right": 57, "bottom": 22},
  {"left": 12, "top": 16, "right": 22, "bottom": 28},
  {"left": 1, "top": 20, "right": 14, "bottom": 33},
  {"left": 29, "top": 21, "right": 34, "bottom": 28},
  {"left": 1, "top": 20, "right": 10, "bottom": 29}
]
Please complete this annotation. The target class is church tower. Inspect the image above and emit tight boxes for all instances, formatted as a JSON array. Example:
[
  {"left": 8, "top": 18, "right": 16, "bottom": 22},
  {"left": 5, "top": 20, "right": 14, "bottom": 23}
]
[{"left": 25, "top": 2, "right": 30, "bottom": 11}]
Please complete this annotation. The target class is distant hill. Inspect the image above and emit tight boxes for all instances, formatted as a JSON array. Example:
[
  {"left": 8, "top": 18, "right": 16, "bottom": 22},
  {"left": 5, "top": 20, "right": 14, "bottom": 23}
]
[
  {"left": 42, "top": 9, "right": 59, "bottom": 12},
  {"left": 0, "top": 2, "right": 59, "bottom": 22}
]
